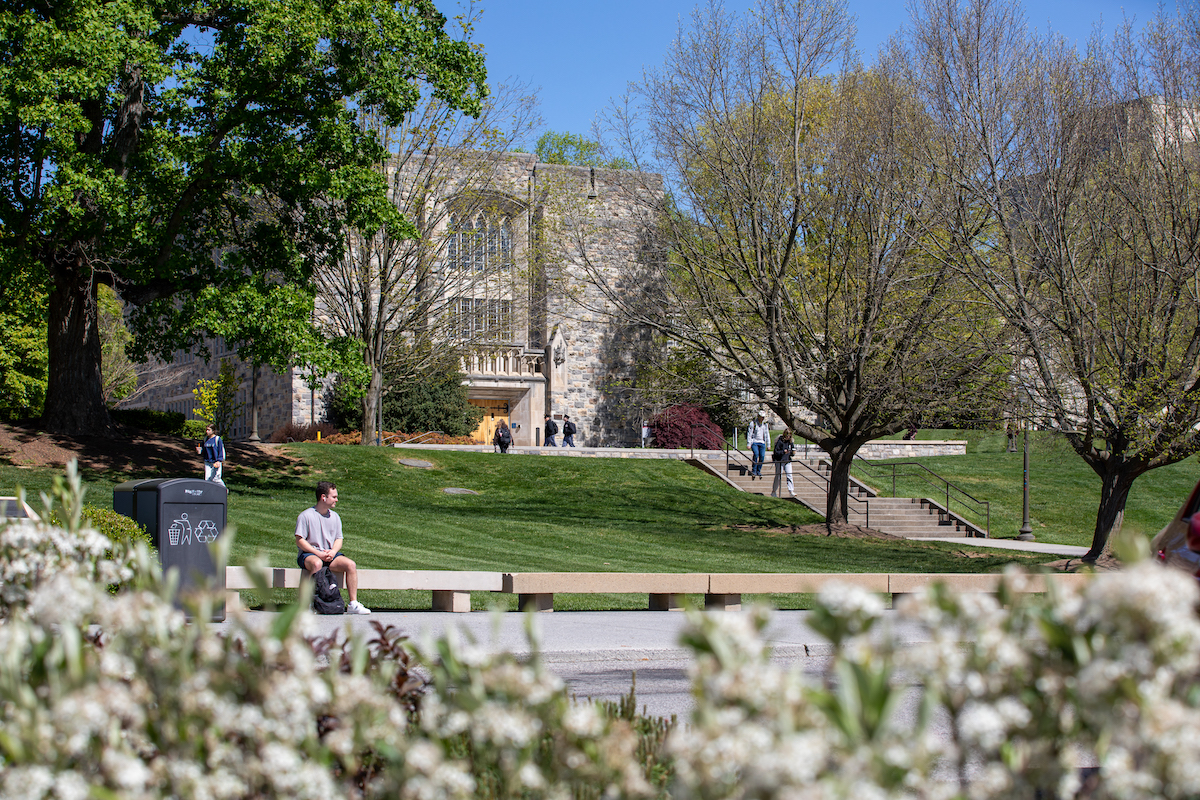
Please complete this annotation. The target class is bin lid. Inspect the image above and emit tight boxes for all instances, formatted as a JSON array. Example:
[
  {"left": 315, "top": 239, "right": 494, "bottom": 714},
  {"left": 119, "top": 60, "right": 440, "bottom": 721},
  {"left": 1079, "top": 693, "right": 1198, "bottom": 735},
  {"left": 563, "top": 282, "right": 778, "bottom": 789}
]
[
  {"left": 152, "top": 478, "right": 228, "bottom": 504},
  {"left": 114, "top": 478, "right": 160, "bottom": 492}
]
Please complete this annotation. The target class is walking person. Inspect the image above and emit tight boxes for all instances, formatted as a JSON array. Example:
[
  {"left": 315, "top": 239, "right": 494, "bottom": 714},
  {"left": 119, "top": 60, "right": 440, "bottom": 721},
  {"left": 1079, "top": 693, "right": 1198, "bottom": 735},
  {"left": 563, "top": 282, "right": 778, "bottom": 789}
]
[
  {"left": 544, "top": 414, "right": 559, "bottom": 447},
  {"left": 772, "top": 429, "right": 796, "bottom": 498},
  {"left": 562, "top": 414, "right": 577, "bottom": 447},
  {"left": 197, "top": 424, "right": 226, "bottom": 486},
  {"left": 747, "top": 411, "right": 771, "bottom": 479},
  {"left": 493, "top": 420, "right": 513, "bottom": 454},
  {"left": 295, "top": 480, "right": 371, "bottom": 614}
]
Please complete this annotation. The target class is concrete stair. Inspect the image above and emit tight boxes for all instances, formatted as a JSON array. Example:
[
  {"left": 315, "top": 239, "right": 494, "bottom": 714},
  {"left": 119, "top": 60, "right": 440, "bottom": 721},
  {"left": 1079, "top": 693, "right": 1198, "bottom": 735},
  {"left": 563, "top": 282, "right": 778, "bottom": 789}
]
[{"left": 715, "top": 453, "right": 985, "bottom": 538}]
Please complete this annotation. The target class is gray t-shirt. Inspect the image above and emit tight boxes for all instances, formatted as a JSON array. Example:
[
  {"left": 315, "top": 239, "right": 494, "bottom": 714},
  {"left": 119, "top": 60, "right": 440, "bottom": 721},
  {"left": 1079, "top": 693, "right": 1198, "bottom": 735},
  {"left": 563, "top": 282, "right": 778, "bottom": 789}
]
[{"left": 295, "top": 506, "right": 342, "bottom": 552}]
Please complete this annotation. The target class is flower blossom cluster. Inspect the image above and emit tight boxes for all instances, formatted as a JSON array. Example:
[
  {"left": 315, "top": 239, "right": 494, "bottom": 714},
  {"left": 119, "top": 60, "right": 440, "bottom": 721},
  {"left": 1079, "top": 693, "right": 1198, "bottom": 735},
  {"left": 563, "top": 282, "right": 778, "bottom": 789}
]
[
  {"left": 668, "top": 566, "right": 1200, "bottom": 800},
  {"left": 0, "top": 473, "right": 658, "bottom": 799},
  {"left": 7, "top": 467, "right": 1200, "bottom": 800},
  {"left": 0, "top": 517, "right": 138, "bottom": 618}
]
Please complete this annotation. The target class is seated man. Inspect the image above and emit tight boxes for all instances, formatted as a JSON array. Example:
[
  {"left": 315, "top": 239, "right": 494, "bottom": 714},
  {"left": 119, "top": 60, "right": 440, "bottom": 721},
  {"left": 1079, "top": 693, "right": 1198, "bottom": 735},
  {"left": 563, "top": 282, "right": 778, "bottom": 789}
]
[{"left": 295, "top": 480, "right": 370, "bottom": 614}]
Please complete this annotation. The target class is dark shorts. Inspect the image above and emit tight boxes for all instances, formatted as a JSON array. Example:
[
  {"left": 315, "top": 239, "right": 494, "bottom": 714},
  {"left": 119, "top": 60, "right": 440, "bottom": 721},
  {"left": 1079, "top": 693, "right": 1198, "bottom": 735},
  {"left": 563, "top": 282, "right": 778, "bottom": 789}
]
[{"left": 298, "top": 550, "right": 343, "bottom": 569}]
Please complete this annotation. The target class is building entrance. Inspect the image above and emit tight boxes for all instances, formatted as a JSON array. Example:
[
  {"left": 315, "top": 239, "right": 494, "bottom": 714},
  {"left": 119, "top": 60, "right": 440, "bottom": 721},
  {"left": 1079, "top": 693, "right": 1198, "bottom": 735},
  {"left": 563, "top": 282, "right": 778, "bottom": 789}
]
[{"left": 469, "top": 399, "right": 511, "bottom": 445}]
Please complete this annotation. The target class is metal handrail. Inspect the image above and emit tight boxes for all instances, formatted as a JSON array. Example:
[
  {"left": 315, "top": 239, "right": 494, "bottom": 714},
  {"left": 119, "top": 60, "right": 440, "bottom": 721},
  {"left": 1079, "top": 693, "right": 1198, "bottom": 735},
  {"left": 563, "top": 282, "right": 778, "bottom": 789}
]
[
  {"left": 687, "top": 423, "right": 724, "bottom": 457},
  {"left": 722, "top": 441, "right": 871, "bottom": 527},
  {"left": 851, "top": 455, "right": 990, "bottom": 536},
  {"left": 385, "top": 430, "right": 445, "bottom": 446}
]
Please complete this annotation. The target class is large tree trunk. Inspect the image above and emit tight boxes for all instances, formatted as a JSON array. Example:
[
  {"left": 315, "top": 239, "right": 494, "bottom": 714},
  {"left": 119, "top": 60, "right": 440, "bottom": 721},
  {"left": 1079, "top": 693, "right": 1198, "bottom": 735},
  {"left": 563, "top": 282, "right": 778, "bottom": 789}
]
[
  {"left": 824, "top": 445, "right": 857, "bottom": 527},
  {"left": 360, "top": 364, "right": 382, "bottom": 446},
  {"left": 41, "top": 264, "right": 113, "bottom": 435},
  {"left": 1083, "top": 467, "right": 1138, "bottom": 563}
]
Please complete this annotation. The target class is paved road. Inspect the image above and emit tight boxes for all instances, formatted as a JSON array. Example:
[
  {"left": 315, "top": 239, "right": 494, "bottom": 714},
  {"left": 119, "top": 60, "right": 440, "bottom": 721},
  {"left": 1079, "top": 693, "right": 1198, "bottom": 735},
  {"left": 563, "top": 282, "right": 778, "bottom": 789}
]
[
  {"left": 220, "top": 605, "right": 1098, "bottom": 773},
  {"left": 222, "top": 608, "right": 936, "bottom": 719}
]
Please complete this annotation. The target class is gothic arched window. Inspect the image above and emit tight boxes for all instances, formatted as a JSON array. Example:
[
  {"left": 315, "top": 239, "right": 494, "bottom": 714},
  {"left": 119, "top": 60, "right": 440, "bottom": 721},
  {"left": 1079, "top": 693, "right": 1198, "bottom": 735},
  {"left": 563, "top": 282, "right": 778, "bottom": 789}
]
[{"left": 447, "top": 213, "right": 513, "bottom": 273}]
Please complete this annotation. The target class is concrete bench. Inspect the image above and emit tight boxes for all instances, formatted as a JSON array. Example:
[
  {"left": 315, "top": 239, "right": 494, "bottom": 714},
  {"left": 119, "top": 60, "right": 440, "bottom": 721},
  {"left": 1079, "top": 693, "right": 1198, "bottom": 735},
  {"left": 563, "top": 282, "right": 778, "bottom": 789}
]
[
  {"left": 226, "top": 567, "right": 504, "bottom": 612},
  {"left": 887, "top": 571, "right": 1093, "bottom": 598},
  {"left": 227, "top": 568, "right": 1095, "bottom": 613},
  {"left": 504, "top": 571, "right": 1094, "bottom": 612},
  {"left": 706, "top": 573, "right": 891, "bottom": 611},
  {"left": 503, "top": 572, "right": 711, "bottom": 611}
]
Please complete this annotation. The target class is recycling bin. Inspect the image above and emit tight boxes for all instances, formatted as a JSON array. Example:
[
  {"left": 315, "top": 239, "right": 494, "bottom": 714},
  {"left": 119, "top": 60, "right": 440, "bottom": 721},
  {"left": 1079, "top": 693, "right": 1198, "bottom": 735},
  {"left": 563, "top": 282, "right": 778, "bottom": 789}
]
[
  {"left": 113, "top": 478, "right": 157, "bottom": 520},
  {"left": 114, "top": 478, "right": 227, "bottom": 619}
]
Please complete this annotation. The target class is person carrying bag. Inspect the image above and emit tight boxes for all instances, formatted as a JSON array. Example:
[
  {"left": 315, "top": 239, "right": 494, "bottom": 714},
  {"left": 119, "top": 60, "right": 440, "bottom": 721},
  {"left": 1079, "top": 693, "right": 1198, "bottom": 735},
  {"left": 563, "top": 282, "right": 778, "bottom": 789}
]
[{"left": 772, "top": 430, "right": 796, "bottom": 498}]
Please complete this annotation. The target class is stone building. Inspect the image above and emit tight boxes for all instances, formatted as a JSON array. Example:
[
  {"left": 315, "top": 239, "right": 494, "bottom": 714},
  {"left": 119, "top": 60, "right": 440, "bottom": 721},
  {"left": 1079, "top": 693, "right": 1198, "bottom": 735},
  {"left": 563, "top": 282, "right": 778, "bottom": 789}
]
[{"left": 127, "top": 154, "right": 663, "bottom": 447}]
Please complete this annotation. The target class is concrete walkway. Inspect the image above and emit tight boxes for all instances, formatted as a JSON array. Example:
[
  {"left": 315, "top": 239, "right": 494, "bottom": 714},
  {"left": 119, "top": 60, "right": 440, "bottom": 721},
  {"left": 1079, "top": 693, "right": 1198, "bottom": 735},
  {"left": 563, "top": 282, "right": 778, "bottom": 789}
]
[
  {"left": 910, "top": 537, "right": 1089, "bottom": 557},
  {"left": 223, "top": 608, "right": 854, "bottom": 662}
]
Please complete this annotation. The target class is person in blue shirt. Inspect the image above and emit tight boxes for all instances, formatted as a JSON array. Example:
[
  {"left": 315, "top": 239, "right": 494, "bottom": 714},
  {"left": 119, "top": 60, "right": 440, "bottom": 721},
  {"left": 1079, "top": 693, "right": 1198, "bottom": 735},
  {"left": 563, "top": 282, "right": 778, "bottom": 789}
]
[
  {"left": 747, "top": 411, "right": 771, "bottom": 479},
  {"left": 197, "top": 424, "right": 226, "bottom": 486}
]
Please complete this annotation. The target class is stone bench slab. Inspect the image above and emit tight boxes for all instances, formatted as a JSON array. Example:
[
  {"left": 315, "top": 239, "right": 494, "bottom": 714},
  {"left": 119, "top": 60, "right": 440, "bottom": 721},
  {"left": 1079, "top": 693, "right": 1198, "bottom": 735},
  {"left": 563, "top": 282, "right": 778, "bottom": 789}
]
[
  {"left": 708, "top": 573, "right": 890, "bottom": 595},
  {"left": 226, "top": 568, "right": 1093, "bottom": 614},
  {"left": 226, "top": 567, "right": 503, "bottom": 612}
]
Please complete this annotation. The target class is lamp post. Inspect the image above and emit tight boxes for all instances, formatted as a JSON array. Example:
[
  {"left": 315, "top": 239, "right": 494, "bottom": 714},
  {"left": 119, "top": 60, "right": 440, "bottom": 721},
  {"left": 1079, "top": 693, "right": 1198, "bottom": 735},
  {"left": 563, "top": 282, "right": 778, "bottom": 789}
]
[{"left": 1018, "top": 387, "right": 1035, "bottom": 541}]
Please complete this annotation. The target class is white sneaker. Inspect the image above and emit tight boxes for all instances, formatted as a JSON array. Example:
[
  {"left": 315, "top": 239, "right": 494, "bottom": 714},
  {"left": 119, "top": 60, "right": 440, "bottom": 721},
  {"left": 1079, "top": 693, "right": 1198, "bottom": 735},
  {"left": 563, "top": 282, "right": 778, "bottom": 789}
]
[{"left": 347, "top": 600, "right": 372, "bottom": 615}]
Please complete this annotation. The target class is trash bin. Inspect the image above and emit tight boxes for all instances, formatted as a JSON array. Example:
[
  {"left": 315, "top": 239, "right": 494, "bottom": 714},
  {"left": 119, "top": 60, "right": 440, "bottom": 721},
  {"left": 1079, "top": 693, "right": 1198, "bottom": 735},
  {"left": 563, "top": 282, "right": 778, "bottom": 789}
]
[
  {"left": 113, "top": 478, "right": 157, "bottom": 520},
  {"left": 114, "top": 478, "right": 227, "bottom": 620}
]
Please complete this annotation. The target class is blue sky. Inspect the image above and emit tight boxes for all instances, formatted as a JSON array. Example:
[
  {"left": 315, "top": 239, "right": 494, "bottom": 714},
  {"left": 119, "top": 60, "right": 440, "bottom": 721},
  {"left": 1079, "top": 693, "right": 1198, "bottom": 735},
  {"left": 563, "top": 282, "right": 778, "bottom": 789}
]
[{"left": 442, "top": 0, "right": 1173, "bottom": 146}]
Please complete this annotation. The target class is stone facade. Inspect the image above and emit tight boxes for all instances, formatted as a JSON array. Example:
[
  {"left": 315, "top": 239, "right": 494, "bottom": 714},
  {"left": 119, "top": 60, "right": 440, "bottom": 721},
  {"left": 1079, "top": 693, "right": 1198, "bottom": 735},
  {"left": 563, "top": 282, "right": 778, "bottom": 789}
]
[{"left": 123, "top": 154, "right": 663, "bottom": 446}]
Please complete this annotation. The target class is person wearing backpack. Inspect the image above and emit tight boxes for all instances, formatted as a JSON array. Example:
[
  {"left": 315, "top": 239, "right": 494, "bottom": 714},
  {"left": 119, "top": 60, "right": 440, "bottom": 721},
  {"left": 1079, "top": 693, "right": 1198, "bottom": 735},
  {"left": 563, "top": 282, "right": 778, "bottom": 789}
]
[
  {"left": 561, "top": 414, "right": 577, "bottom": 447},
  {"left": 544, "top": 414, "right": 559, "bottom": 447},
  {"left": 771, "top": 429, "right": 796, "bottom": 498},
  {"left": 747, "top": 410, "right": 771, "bottom": 479},
  {"left": 295, "top": 480, "right": 370, "bottom": 614},
  {"left": 493, "top": 420, "right": 513, "bottom": 454}
]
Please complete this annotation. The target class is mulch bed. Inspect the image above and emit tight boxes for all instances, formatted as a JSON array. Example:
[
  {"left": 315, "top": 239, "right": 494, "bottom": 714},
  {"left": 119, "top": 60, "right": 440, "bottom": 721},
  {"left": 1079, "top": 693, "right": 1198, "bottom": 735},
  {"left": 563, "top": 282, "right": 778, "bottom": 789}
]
[
  {"left": 732, "top": 522, "right": 900, "bottom": 539},
  {"left": 0, "top": 421, "right": 294, "bottom": 476}
]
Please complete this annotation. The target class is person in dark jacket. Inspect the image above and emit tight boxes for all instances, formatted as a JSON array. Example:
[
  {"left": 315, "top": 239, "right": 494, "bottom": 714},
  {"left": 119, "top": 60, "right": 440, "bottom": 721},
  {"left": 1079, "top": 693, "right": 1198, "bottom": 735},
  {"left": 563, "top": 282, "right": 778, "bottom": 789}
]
[
  {"left": 562, "top": 414, "right": 577, "bottom": 447},
  {"left": 544, "top": 414, "right": 558, "bottom": 447},
  {"left": 771, "top": 429, "right": 796, "bottom": 498},
  {"left": 493, "top": 420, "right": 513, "bottom": 453},
  {"left": 196, "top": 424, "right": 226, "bottom": 486}
]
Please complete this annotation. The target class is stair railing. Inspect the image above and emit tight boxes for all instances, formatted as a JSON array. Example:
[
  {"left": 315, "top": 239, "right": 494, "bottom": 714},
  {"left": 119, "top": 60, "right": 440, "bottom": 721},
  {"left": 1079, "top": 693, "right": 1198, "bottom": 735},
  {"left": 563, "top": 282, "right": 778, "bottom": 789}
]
[
  {"left": 851, "top": 455, "right": 989, "bottom": 536},
  {"left": 723, "top": 441, "right": 871, "bottom": 528},
  {"left": 386, "top": 430, "right": 445, "bottom": 446}
]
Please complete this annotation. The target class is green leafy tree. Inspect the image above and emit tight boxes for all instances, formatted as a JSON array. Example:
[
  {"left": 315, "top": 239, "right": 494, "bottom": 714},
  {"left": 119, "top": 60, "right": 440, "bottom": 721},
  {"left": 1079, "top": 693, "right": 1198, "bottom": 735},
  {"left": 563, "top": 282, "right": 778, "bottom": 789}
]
[
  {"left": 192, "top": 361, "right": 243, "bottom": 439},
  {"left": 908, "top": 0, "right": 1200, "bottom": 560},
  {"left": 590, "top": 2, "right": 1002, "bottom": 525},
  {"left": 0, "top": 0, "right": 486, "bottom": 435},
  {"left": 330, "top": 354, "right": 483, "bottom": 437},
  {"left": 535, "top": 131, "right": 632, "bottom": 168},
  {"left": 185, "top": 281, "right": 345, "bottom": 441},
  {"left": 98, "top": 285, "right": 138, "bottom": 406},
  {"left": 0, "top": 253, "right": 48, "bottom": 420},
  {"left": 633, "top": 347, "right": 744, "bottom": 434}
]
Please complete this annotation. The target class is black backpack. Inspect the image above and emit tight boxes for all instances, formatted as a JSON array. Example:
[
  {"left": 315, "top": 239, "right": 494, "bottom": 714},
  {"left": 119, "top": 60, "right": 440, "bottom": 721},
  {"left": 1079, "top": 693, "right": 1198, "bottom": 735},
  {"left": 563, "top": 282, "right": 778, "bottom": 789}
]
[
  {"left": 499, "top": 427, "right": 512, "bottom": 445},
  {"left": 564, "top": 420, "right": 576, "bottom": 436},
  {"left": 310, "top": 565, "right": 346, "bottom": 614}
]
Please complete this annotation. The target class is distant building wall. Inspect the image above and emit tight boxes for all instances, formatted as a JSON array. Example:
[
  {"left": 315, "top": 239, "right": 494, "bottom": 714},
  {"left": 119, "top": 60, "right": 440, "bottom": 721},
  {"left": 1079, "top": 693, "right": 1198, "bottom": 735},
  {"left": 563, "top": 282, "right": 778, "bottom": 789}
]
[{"left": 124, "top": 154, "right": 664, "bottom": 445}]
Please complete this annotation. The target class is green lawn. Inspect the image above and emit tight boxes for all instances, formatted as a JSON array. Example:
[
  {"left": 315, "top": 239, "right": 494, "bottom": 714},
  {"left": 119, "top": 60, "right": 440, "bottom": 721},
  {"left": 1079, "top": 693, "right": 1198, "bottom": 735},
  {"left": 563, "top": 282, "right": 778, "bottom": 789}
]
[
  {"left": 853, "top": 429, "right": 1198, "bottom": 546},
  {"left": 2, "top": 442, "right": 1063, "bottom": 609},
  {"left": 21, "top": 430, "right": 1190, "bottom": 608}
]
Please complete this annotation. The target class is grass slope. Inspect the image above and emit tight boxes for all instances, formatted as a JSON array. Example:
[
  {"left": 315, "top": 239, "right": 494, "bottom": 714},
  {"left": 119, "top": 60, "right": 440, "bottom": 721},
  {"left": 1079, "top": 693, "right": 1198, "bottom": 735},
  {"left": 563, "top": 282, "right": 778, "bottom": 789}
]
[
  {"left": 857, "top": 429, "right": 1199, "bottom": 546},
  {"left": 1, "top": 443, "right": 1056, "bottom": 611},
  {"left": 227, "top": 445, "right": 1067, "bottom": 611},
  {"left": 226, "top": 446, "right": 1045, "bottom": 575}
]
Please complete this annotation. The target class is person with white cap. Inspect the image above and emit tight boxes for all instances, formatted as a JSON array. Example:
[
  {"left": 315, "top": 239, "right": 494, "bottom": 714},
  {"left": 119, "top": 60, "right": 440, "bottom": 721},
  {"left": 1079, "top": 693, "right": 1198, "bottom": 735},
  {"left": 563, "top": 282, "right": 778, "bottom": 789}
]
[{"left": 747, "top": 410, "right": 771, "bottom": 479}]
